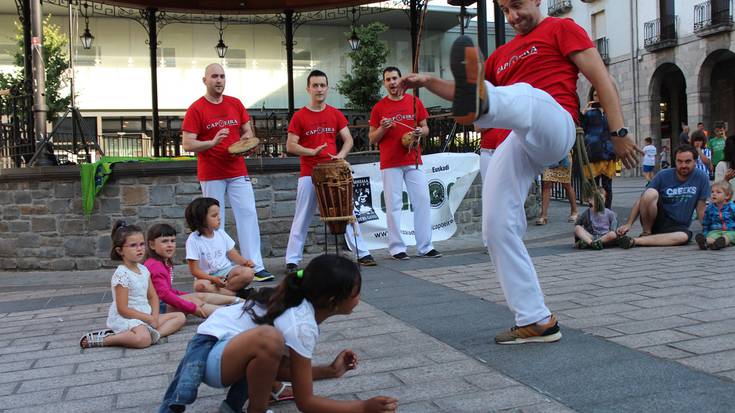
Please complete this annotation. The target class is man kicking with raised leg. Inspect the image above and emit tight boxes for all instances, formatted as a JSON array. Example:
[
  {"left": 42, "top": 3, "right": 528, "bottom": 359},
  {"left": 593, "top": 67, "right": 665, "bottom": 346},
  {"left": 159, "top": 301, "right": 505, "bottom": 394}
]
[{"left": 401, "top": 0, "right": 641, "bottom": 344}]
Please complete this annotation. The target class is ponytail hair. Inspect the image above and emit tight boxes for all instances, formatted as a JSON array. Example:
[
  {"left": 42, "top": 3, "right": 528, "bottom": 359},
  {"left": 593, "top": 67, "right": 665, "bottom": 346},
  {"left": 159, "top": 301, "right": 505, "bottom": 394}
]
[
  {"left": 243, "top": 254, "right": 361, "bottom": 325},
  {"left": 110, "top": 220, "right": 143, "bottom": 261}
]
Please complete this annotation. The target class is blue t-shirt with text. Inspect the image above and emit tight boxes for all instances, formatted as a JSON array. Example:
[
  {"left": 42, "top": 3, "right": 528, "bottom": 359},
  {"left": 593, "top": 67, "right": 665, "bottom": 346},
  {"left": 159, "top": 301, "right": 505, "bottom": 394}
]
[{"left": 647, "top": 168, "right": 710, "bottom": 226}]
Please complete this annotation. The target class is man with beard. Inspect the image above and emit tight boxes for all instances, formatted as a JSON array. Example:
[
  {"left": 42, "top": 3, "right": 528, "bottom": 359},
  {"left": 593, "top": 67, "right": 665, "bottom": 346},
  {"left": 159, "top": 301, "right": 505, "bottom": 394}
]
[
  {"left": 617, "top": 145, "right": 710, "bottom": 248},
  {"left": 400, "top": 0, "right": 641, "bottom": 344},
  {"left": 369, "top": 67, "right": 441, "bottom": 260},
  {"left": 182, "top": 63, "right": 274, "bottom": 283}
]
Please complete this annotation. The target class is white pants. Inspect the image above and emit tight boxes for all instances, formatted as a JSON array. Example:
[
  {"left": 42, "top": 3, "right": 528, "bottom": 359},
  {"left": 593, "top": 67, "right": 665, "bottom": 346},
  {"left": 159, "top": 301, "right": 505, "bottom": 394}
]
[
  {"left": 479, "top": 148, "right": 495, "bottom": 248},
  {"left": 381, "top": 166, "right": 434, "bottom": 256},
  {"left": 476, "top": 81, "right": 575, "bottom": 326},
  {"left": 286, "top": 176, "right": 370, "bottom": 265},
  {"left": 200, "top": 177, "right": 265, "bottom": 273}
]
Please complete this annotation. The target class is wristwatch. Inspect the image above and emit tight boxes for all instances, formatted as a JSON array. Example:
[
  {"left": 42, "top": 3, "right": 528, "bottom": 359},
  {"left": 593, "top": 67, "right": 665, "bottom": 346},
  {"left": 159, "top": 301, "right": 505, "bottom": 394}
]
[{"left": 611, "top": 127, "right": 628, "bottom": 137}]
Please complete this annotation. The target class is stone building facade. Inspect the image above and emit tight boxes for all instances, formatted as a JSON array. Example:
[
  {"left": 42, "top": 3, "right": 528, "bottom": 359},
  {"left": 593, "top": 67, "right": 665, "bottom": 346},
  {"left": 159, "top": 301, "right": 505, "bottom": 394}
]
[{"left": 542, "top": 0, "right": 734, "bottom": 168}]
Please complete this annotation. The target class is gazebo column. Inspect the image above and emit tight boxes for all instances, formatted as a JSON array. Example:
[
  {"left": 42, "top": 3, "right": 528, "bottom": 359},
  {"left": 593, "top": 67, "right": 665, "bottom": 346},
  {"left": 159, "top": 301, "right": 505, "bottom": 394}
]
[
  {"left": 494, "top": 1, "right": 506, "bottom": 47},
  {"left": 144, "top": 7, "right": 162, "bottom": 157},
  {"left": 477, "top": 0, "right": 488, "bottom": 56},
  {"left": 285, "top": 10, "right": 295, "bottom": 117}
]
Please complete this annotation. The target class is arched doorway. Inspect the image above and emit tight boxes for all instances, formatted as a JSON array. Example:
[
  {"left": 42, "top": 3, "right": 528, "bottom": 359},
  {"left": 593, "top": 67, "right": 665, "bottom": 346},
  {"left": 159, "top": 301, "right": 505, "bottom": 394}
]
[
  {"left": 649, "top": 63, "right": 687, "bottom": 148},
  {"left": 699, "top": 49, "right": 735, "bottom": 134}
]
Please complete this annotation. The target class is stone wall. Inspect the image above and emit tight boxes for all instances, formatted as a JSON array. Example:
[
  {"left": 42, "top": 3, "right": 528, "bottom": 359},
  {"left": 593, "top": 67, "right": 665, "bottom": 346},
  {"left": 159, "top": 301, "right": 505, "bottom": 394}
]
[{"left": 0, "top": 158, "right": 483, "bottom": 271}]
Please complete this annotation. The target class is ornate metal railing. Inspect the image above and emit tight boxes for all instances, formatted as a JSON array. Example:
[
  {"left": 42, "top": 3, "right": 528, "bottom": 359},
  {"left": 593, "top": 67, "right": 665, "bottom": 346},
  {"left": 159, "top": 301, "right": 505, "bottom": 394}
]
[
  {"left": 0, "top": 91, "right": 34, "bottom": 169},
  {"left": 694, "top": 0, "right": 733, "bottom": 33},
  {"left": 1, "top": 106, "right": 485, "bottom": 167},
  {"left": 644, "top": 16, "right": 678, "bottom": 50},
  {"left": 596, "top": 37, "right": 610, "bottom": 65},
  {"left": 548, "top": 0, "right": 572, "bottom": 17}
]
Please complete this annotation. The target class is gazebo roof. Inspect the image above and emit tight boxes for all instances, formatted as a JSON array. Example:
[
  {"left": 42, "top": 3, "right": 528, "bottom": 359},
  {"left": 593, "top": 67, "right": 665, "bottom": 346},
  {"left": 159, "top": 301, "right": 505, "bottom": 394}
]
[{"left": 94, "top": 0, "right": 378, "bottom": 14}]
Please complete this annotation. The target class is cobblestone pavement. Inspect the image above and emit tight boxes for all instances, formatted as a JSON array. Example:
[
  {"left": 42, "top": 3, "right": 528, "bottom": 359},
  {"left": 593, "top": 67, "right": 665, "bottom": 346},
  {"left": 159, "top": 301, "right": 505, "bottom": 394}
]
[{"left": 1, "top": 177, "right": 734, "bottom": 412}]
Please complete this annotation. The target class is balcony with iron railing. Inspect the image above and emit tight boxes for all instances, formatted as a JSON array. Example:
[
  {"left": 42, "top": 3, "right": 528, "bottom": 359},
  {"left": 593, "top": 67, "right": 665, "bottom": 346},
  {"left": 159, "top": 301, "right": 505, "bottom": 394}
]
[
  {"left": 694, "top": 0, "right": 733, "bottom": 36},
  {"left": 547, "top": 0, "right": 572, "bottom": 17},
  {"left": 596, "top": 37, "right": 610, "bottom": 65},
  {"left": 644, "top": 16, "right": 678, "bottom": 51}
]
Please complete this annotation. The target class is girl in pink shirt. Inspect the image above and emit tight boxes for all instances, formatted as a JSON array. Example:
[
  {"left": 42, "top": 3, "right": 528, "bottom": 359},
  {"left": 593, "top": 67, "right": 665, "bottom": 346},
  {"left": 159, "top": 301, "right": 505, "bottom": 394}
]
[{"left": 144, "top": 223, "right": 239, "bottom": 318}]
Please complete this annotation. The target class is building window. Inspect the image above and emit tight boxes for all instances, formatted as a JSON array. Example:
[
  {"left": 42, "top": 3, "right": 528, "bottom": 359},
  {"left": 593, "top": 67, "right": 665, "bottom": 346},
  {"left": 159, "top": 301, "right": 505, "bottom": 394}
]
[
  {"left": 420, "top": 55, "right": 436, "bottom": 73},
  {"left": 75, "top": 46, "right": 99, "bottom": 66},
  {"left": 225, "top": 48, "right": 246, "bottom": 68},
  {"left": 156, "top": 47, "right": 176, "bottom": 68},
  {"left": 0, "top": 44, "right": 15, "bottom": 65}
]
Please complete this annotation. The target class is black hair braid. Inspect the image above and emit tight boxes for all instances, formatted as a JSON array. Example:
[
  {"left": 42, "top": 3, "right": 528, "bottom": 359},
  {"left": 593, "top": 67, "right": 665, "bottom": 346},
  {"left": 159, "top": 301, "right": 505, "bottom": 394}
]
[{"left": 243, "top": 273, "right": 305, "bottom": 325}]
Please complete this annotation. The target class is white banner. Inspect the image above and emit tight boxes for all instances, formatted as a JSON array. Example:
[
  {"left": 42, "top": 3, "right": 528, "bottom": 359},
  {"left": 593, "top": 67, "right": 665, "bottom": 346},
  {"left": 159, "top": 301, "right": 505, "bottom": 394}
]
[{"left": 349, "top": 152, "right": 480, "bottom": 251}]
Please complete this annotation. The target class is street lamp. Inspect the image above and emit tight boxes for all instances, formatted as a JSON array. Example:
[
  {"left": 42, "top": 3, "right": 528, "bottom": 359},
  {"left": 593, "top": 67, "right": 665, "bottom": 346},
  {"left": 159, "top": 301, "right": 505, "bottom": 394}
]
[
  {"left": 80, "top": 2, "right": 94, "bottom": 50},
  {"left": 347, "top": 7, "right": 360, "bottom": 51},
  {"left": 214, "top": 15, "right": 228, "bottom": 58}
]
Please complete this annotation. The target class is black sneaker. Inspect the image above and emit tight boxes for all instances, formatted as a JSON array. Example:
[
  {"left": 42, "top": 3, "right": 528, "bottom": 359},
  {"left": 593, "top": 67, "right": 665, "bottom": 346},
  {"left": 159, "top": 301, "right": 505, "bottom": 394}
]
[
  {"left": 357, "top": 255, "right": 377, "bottom": 266},
  {"left": 253, "top": 269, "right": 275, "bottom": 282},
  {"left": 450, "top": 35, "right": 487, "bottom": 125},
  {"left": 695, "top": 233, "right": 707, "bottom": 250},
  {"left": 285, "top": 263, "right": 299, "bottom": 275},
  {"left": 418, "top": 249, "right": 442, "bottom": 258},
  {"left": 392, "top": 252, "right": 410, "bottom": 260}
]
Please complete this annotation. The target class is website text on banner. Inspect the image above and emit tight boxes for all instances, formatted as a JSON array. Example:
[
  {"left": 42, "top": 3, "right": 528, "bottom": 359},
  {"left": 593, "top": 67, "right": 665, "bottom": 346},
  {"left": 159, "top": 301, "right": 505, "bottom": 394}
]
[{"left": 348, "top": 153, "right": 480, "bottom": 251}]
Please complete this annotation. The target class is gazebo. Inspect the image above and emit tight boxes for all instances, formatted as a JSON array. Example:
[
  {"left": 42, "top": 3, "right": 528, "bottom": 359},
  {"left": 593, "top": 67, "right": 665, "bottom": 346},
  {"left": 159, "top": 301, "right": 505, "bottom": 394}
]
[{"left": 17, "top": 0, "right": 499, "bottom": 160}]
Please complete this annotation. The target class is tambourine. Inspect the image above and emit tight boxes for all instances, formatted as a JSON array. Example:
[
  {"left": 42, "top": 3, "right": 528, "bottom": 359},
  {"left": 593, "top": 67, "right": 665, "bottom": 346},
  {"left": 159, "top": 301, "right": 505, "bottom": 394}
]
[{"left": 227, "top": 137, "right": 260, "bottom": 156}]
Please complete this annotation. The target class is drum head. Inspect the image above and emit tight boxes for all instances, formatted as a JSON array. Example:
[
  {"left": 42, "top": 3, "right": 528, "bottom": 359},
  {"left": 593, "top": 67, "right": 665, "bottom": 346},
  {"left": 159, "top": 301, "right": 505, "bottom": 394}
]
[{"left": 228, "top": 137, "right": 260, "bottom": 155}]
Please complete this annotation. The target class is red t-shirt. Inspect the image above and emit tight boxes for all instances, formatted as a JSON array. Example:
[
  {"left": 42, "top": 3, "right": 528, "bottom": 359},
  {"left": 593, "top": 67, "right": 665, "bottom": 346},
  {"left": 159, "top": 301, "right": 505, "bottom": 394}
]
[
  {"left": 483, "top": 17, "right": 593, "bottom": 146},
  {"left": 288, "top": 105, "right": 349, "bottom": 177},
  {"left": 480, "top": 128, "right": 511, "bottom": 150},
  {"left": 369, "top": 95, "right": 429, "bottom": 169},
  {"left": 182, "top": 95, "right": 251, "bottom": 181}
]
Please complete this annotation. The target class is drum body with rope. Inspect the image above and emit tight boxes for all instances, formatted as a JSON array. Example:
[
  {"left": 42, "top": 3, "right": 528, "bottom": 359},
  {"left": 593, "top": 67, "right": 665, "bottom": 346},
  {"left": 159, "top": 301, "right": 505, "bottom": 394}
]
[{"left": 311, "top": 159, "right": 355, "bottom": 235}]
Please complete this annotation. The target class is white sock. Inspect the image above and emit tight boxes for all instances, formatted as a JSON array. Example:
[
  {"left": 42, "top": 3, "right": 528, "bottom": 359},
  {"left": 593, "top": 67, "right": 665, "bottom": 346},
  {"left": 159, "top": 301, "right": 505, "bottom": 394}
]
[{"left": 538, "top": 315, "right": 552, "bottom": 325}]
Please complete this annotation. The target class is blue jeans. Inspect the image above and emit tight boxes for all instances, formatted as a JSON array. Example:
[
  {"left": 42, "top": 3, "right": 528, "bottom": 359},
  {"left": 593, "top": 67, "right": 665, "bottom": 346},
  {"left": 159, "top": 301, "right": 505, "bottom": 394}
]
[{"left": 159, "top": 334, "right": 249, "bottom": 413}]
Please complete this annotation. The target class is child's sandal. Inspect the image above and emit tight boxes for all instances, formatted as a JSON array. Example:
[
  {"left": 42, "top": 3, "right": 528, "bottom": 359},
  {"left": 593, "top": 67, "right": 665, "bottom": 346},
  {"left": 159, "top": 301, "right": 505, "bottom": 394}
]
[
  {"left": 712, "top": 236, "right": 727, "bottom": 250},
  {"left": 591, "top": 239, "right": 604, "bottom": 250},
  {"left": 79, "top": 329, "right": 113, "bottom": 349},
  {"left": 270, "top": 382, "right": 295, "bottom": 404}
]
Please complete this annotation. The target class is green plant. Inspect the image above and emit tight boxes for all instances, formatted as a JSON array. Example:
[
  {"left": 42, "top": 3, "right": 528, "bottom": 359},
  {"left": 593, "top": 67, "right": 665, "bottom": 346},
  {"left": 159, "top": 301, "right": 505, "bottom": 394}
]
[
  {"left": 0, "top": 15, "right": 70, "bottom": 121},
  {"left": 336, "top": 22, "right": 388, "bottom": 111}
]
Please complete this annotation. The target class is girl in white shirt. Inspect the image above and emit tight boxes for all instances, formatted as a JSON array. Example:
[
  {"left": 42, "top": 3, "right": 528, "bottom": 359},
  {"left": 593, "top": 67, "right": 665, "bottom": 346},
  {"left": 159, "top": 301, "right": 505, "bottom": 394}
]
[
  {"left": 160, "top": 255, "right": 397, "bottom": 413},
  {"left": 184, "top": 197, "right": 255, "bottom": 296}
]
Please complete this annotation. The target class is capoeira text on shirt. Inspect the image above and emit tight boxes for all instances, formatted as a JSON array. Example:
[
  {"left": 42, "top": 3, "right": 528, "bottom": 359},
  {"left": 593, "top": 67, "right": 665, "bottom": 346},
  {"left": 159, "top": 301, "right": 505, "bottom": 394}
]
[{"left": 205, "top": 119, "right": 239, "bottom": 130}]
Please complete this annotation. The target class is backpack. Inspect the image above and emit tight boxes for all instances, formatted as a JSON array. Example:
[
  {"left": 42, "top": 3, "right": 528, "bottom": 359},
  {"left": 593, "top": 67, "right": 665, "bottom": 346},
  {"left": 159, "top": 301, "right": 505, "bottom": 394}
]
[{"left": 582, "top": 109, "right": 614, "bottom": 162}]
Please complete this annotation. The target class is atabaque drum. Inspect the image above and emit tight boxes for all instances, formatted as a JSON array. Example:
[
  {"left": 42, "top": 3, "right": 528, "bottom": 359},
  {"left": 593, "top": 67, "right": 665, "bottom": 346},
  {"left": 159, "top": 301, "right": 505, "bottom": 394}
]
[{"left": 311, "top": 159, "right": 355, "bottom": 235}]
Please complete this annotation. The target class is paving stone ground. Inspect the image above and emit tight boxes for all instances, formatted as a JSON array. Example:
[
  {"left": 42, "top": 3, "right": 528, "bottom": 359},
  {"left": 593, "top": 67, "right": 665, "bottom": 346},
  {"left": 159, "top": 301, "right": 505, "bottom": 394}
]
[{"left": 1, "top": 177, "right": 733, "bottom": 412}]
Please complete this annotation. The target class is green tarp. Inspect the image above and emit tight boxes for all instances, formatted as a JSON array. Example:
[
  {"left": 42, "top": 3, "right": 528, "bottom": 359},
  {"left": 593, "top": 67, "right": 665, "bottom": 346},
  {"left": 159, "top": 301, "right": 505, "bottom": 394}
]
[{"left": 80, "top": 156, "right": 193, "bottom": 215}]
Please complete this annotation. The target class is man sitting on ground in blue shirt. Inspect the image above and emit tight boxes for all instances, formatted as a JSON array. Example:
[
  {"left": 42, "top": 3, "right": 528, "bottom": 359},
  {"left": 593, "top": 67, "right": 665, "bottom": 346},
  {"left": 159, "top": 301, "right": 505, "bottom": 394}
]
[{"left": 616, "top": 144, "right": 710, "bottom": 248}]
